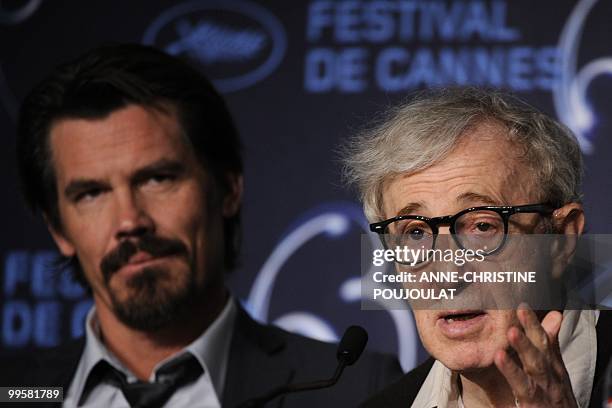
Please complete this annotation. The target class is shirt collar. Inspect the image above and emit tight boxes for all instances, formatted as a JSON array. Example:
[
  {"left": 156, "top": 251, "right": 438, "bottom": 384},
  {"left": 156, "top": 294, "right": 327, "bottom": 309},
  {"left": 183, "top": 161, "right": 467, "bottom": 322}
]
[
  {"left": 71, "top": 296, "right": 237, "bottom": 406},
  {"left": 412, "top": 309, "right": 599, "bottom": 408}
]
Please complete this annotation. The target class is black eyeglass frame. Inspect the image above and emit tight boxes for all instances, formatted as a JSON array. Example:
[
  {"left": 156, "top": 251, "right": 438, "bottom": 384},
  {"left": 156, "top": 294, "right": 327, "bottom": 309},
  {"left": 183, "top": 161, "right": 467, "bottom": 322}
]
[{"left": 369, "top": 203, "right": 555, "bottom": 258}]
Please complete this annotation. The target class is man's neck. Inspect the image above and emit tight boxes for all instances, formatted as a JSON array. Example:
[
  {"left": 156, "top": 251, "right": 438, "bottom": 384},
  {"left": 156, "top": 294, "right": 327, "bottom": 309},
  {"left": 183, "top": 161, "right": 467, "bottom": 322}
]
[
  {"left": 459, "top": 365, "right": 517, "bottom": 408},
  {"left": 94, "top": 287, "right": 228, "bottom": 380}
]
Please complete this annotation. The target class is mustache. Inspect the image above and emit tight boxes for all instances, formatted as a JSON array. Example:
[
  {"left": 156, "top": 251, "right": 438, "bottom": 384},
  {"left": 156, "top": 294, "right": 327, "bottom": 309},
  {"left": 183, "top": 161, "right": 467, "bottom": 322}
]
[{"left": 100, "top": 235, "right": 188, "bottom": 281}]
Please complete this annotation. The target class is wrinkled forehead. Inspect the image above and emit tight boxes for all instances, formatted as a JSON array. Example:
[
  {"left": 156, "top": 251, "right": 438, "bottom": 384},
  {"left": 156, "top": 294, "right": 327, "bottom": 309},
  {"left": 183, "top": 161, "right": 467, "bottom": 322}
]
[
  {"left": 48, "top": 105, "right": 195, "bottom": 187},
  {"left": 380, "top": 122, "right": 539, "bottom": 218}
]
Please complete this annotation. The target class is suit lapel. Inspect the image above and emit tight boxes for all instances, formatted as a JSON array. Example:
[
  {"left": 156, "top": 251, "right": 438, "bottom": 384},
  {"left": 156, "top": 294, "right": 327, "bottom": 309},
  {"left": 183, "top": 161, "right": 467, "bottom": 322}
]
[{"left": 223, "top": 306, "right": 295, "bottom": 408}]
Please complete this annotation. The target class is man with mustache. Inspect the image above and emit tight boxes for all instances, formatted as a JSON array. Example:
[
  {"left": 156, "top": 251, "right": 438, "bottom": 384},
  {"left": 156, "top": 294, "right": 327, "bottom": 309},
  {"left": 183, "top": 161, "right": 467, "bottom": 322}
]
[
  {"left": 342, "top": 87, "right": 611, "bottom": 407},
  {"left": 8, "top": 44, "right": 402, "bottom": 407}
]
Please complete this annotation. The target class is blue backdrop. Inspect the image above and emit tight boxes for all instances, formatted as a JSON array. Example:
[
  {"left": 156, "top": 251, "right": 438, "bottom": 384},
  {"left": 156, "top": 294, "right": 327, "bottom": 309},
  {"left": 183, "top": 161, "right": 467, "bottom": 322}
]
[{"left": 1, "top": 0, "right": 611, "bottom": 372}]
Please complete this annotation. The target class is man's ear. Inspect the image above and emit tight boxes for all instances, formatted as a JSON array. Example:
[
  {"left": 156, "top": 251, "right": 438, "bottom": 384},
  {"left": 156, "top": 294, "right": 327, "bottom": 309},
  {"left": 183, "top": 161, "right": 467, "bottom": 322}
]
[
  {"left": 552, "top": 202, "right": 585, "bottom": 235},
  {"left": 222, "top": 173, "right": 243, "bottom": 217},
  {"left": 43, "top": 214, "right": 76, "bottom": 257},
  {"left": 550, "top": 203, "right": 585, "bottom": 278}
]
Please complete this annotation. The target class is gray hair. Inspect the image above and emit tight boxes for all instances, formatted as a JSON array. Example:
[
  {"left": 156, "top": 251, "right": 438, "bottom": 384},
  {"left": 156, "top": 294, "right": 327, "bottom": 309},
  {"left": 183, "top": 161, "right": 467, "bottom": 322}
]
[{"left": 341, "top": 87, "right": 583, "bottom": 222}]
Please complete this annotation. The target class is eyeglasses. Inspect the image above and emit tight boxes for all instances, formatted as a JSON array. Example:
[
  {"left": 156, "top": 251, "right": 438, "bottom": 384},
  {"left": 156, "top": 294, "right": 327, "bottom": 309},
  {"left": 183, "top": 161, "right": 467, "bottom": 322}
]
[{"left": 370, "top": 204, "right": 555, "bottom": 264}]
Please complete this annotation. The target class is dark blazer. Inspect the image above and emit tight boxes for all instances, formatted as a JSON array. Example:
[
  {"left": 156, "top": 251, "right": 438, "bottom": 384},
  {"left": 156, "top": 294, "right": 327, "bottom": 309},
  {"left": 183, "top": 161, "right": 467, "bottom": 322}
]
[
  {"left": 1, "top": 305, "right": 403, "bottom": 407},
  {"left": 361, "top": 310, "right": 612, "bottom": 408}
]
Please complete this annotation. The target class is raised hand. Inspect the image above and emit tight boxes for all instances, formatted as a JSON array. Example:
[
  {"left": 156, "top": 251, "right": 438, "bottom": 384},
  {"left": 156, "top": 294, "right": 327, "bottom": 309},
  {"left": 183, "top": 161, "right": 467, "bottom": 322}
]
[{"left": 494, "top": 304, "right": 577, "bottom": 408}]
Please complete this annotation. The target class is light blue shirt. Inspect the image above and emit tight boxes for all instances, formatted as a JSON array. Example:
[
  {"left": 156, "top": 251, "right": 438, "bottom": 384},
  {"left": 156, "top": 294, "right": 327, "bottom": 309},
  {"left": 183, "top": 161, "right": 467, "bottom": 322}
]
[{"left": 63, "top": 297, "right": 237, "bottom": 408}]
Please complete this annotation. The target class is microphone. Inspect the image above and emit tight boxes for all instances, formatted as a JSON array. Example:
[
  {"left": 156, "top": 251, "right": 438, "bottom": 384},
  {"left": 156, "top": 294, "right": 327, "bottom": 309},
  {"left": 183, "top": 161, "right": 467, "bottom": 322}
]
[{"left": 236, "top": 325, "right": 368, "bottom": 408}]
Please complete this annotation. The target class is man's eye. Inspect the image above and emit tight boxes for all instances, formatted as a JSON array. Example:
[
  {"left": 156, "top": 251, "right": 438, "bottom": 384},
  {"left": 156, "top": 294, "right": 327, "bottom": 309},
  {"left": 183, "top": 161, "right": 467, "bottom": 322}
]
[
  {"left": 473, "top": 221, "right": 498, "bottom": 234},
  {"left": 75, "top": 189, "right": 101, "bottom": 203},
  {"left": 146, "top": 174, "right": 175, "bottom": 185},
  {"left": 406, "top": 228, "right": 426, "bottom": 240},
  {"left": 399, "top": 224, "right": 431, "bottom": 240}
]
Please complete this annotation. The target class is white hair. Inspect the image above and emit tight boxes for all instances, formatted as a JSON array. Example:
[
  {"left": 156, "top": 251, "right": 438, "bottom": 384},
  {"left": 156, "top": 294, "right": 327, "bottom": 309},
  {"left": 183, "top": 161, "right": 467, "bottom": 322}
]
[{"left": 341, "top": 87, "right": 583, "bottom": 222}]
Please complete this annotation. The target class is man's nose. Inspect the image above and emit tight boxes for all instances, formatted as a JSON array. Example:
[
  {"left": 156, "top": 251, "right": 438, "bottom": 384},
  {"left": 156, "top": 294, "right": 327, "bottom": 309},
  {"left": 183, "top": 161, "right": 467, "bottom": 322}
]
[
  {"left": 114, "top": 191, "right": 155, "bottom": 240},
  {"left": 438, "top": 225, "right": 452, "bottom": 235},
  {"left": 434, "top": 225, "right": 455, "bottom": 252}
]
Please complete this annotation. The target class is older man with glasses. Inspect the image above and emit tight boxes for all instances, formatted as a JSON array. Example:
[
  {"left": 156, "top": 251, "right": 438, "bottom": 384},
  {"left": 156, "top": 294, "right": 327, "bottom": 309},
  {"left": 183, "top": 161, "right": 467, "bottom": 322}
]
[{"left": 342, "top": 87, "right": 611, "bottom": 408}]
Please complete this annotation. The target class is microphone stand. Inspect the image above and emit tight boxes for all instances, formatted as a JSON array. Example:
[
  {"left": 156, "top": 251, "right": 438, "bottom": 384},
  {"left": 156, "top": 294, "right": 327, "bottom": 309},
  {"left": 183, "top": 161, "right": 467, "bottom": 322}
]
[
  {"left": 236, "top": 359, "right": 348, "bottom": 408},
  {"left": 236, "top": 325, "right": 368, "bottom": 408}
]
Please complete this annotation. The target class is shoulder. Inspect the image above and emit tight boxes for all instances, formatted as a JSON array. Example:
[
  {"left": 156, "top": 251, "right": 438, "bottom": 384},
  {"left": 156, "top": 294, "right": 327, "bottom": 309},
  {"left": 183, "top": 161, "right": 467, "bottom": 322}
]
[
  {"left": 360, "top": 357, "right": 435, "bottom": 408},
  {"left": 288, "top": 326, "right": 401, "bottom": 377},
  {"left": 231, "top": 309, "right": 404, "bottom": 403},
  {"left": 589, "top": 309, "right": 612, "bottom": 408},
  {"left": 593, "top": 309, "right": 612, "bottom": 377},
  {"left": 244, "top": 315, "right": 402, "bottom": 380}
]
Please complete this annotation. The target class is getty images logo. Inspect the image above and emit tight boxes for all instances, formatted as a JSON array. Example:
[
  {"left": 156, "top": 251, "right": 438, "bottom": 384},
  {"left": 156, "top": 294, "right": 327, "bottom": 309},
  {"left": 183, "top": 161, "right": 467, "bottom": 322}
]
[{"left": 143, "top": 0, "right": 287, "bottom": 93}]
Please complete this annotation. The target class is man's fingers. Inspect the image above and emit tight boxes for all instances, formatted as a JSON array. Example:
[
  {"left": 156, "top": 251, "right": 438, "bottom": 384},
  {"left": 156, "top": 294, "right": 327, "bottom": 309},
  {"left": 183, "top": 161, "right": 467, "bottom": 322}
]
[
  {"left": 494, "top": 349, "right": 535, "bottom": 401},
  {"left": 541, "top": 310, "right": 563, "bottom": 346},
  {"left": 517, "top": 303, "right": 550, "bottom": 352},
  {"left": 509, "top": 307, "right": 570, "bottom": 401},
  {"left": 507, "top": 326, "right": 550, "bottom": 383}
]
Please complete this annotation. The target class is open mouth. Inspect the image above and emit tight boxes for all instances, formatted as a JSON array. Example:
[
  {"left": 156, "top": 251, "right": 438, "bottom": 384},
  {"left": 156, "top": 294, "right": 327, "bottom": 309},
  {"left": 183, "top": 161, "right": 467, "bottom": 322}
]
[
  {"left": 440, "top": 310, "right": 486, "bottom": 323},
  {"left": 436, "top": 310, "right": 488, "bottom": 338}
]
